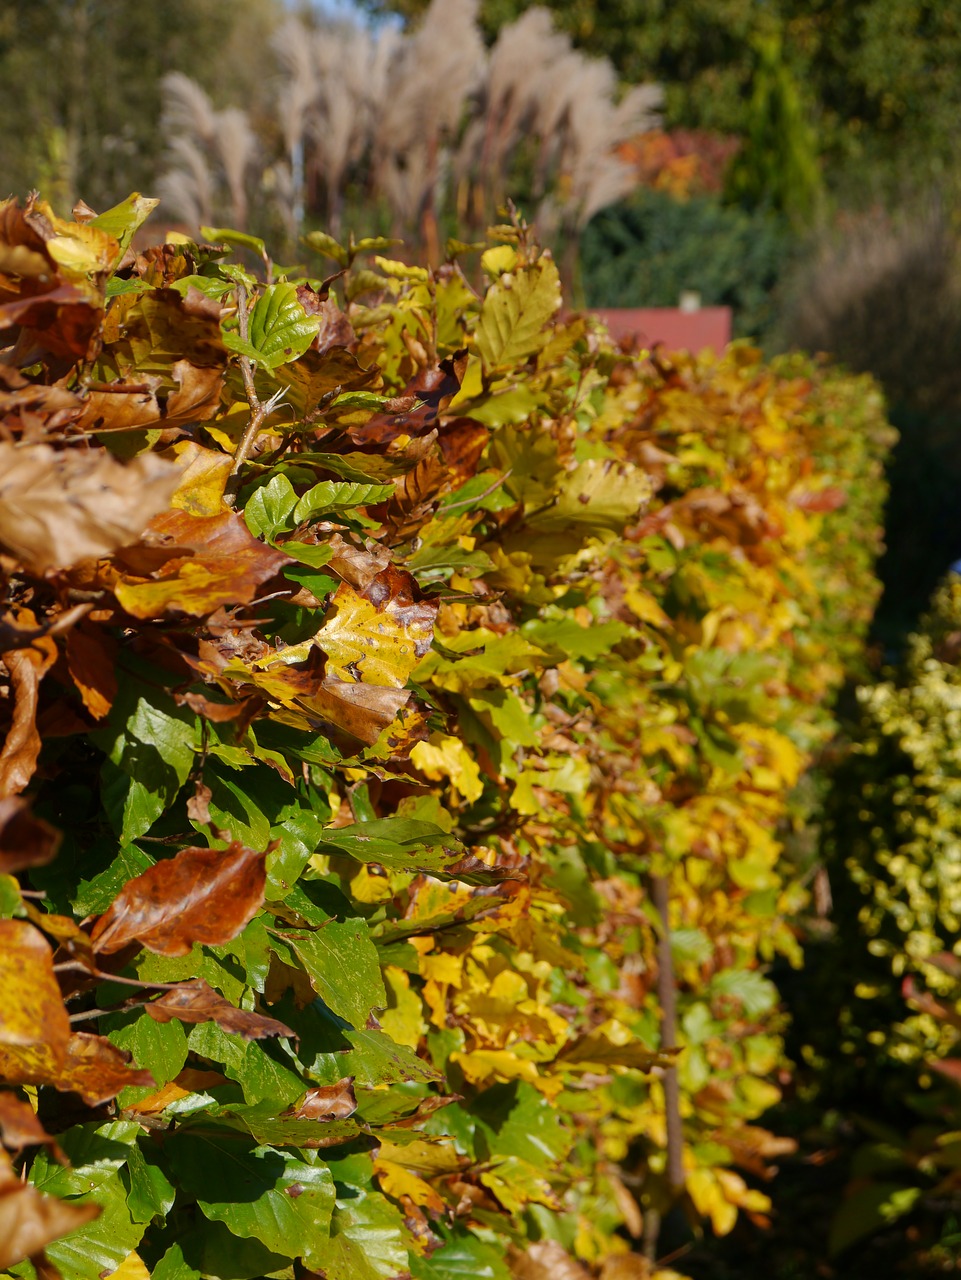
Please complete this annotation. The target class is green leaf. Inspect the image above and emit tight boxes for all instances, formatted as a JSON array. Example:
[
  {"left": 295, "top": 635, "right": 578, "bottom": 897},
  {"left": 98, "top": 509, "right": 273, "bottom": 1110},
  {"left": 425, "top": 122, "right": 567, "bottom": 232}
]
[
  {"left": 95, "top": 686, "right": 196, "bottom": 842},
  {"left": 293, "top": 480, "right": 394, "bottom": 522},
  {"left": 307, "top": 1175, "right": 410, "bottom": 1280},
  {"left": 165, "top": 1133, "right": 335, "bottom": 1264},
  {"left": 472, "top": 1082, "right": 573, "bottom": 1169},
  {"left": 28, "top": 1123, "right": 146, "bottom": 1279},
  {"left": 342, "top": 1028, "right": 442, "bottom": 1087},
  {"left": 281, "top": 918, "right": 387, "bottom": 1028},
  {"left": 521, "top": 617, "right": 633, "bottom": 661},
  {"left": 243, "top": 282, "right": 321, "bottom": 369},
  {"left": 244, "top": 473, "right": 299, "bottom": 540},
  {"left": 201, "top": 226, "right": 268, "bottom": 262},
  {"left": 709, "top": 968, "right": 778, "bottom": 1018},
  {"left": 280, "top": 540, "right": 335, "bottom": 567},
  {"left": 92, "top": 192, "right": 160, "bottom": 255},
  {"left": 166, "top": 1219, "right": 297, "bottom": 1279},
  {"left": 106, "top": 1009, "right": 189, "bottom": 1093},
  {"left": 123, "top": 1137, "right": 177, "bottom": 1223},
  {"left": 187, "top": 1021, "right": 305, "bottom": 1106},
  {"left": 411, "top": 1231, "right": 511, "bottom": 1279},
  {"left": 317, "top": 819, "right": 465, "bottom": 873},
  {"left": 303, "top": 230, "right": 349, "bottom": 267},
  {"left": 828, "top": 1183, "right": 923, "bottom": 1255},
  {"left": 106, "top": 276, "right": 152, "bottom": 298},
  {"left": 72, "top": 844, "right": 154, "bottom": 916},
  {"left": 475, "top": 257, "right": 561, "bottom": 371},
  {"left": 266, "top": 807, "right": 328, "bottom": 898}
]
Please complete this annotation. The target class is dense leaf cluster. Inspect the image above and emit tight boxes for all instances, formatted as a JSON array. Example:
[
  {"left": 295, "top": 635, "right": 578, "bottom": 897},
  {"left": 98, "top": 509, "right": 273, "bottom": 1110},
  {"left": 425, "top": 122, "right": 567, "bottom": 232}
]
[{"left": 0, "top": 193, "right": 891, "bottom": 1279}]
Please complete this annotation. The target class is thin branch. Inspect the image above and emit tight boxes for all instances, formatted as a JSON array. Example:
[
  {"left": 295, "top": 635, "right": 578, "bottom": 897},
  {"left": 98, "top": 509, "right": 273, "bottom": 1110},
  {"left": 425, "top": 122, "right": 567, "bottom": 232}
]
[
  {"left": 69, "top": 997, "right": 152, "bottom": 1023},
  {"left": 229, "top": 280, "right": 270, "bottom": 482}
]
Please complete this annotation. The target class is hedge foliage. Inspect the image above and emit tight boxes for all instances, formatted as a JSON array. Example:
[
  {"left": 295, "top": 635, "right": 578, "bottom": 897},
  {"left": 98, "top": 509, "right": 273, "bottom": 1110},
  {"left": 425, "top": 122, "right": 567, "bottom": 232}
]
[{"left": 0, "top": 193, "right": 892, "bottom": 1280}]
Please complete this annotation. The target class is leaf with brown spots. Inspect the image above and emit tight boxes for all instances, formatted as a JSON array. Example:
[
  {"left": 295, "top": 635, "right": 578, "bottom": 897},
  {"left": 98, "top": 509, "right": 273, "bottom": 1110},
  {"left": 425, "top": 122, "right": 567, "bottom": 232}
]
[
  {"left": 144, "top": 978, "right": 294, "bottom": 1041},
  {"left": 315, "top": 567, "right": 436, "bottom": 689},
  {"left": 113, "top": 508, "right": 292, "bottom": 618},
  {"left": 0, "top": 920, "right": 70, "bottom": 1089},
  {"left": 90, "top": 841, "right": 268, "bottom": 957},
  {"left": 0, "top": 798, "right": 60, "bottom": 872}
]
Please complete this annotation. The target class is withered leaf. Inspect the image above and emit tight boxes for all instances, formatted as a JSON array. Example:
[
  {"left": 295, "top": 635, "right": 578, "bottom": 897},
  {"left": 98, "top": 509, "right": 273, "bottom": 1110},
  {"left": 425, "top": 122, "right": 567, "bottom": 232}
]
[
  {"left": 0, "top": 1092, "right": 66, "bottom": 1161},
  {"left": 144, "top": 978, "right": 294, "bottom": 1041},
  {"left": 347, "top": 350, "right": 466, "bottom": 446},
  {"left": 0, "top": 798, "right": 60, "bottom": 871},
  {"left": 0, "top": 1156, "right": 100, "bottom": 1270},
  {"left": 65, "top": 622, "right": 118, "bottom": 720},
  {"left": 53, "top": 1032, "right": 154, "bottom": 1107},
  {"left": 303, "top": 677, "right": 412, "bottom": 747},
  {"left": 76, "top": 380, "right": 161, "bottom": 434},
  {"left": 91, "top": 841, "right": 267, "bottom": 957},
  {"left": 163, "top": 359, "right": 224, "bottom": 428},
  {"left": 0, "top": 442, "right": 180, "bottom": 574},
  {"left": 0, "top": 366, "right": 83, "bottom": 438},
  {"left": 284, "top": 1077, "right": 357, "bottom": 1121},
  {"left": 113, "top": 508, "right": 291, "bottom": 618},
  {"left": 0, "top": 631, "right": 56, "bottom": 798}
]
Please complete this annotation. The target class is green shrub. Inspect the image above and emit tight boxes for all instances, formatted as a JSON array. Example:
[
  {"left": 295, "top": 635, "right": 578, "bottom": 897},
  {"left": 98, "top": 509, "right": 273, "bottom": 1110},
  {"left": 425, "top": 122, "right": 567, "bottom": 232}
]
[
  {"left": 0, "top": 194, "right": 890, "bottom": 1280},
  {"left": 579, "top": 188, "right": 794, "bottom": 341}
]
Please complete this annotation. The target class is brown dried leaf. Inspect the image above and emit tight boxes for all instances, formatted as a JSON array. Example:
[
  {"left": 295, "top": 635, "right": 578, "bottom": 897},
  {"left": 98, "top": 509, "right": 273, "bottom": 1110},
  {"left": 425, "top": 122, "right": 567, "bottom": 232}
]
[
  {"left": 304, "top": 677, "right": 412, "bottom": 746},
  {"left": 510, "top": 1241, "right": 592, "bottom": 1280},
  {"left": 285, "top": 1077, "right": 357, "bottom": 1121},
  {"left": 144, "top": 978, "right": 294, "bottom": 1041},
  {"left": 0, "top": 629, "right": 57, "bottom": 797},
  {"left": 163, "top": 359, "right": 224, "bottom": 428},
  {"left": 0, "top": 798, "right": 60, "bottom": 872},
  {"left": 90, "top": 841, "right": 267, "bottom": 957},
  {"left": 0, "top": 366, "right": 83, "bottom": 438},
  {"left": 0, "top": 1093, "right": 65, "bottom": 1161},
  {"left": 65, "top": 623, "right": 118, "bottom": 720},
  {"left": 347, "top": 350, "right": 466, "bottom": 447},
  {"left": 76, "top": 381, "right": 161, "bottom": 434},
  {"left": 0, "top": 443, "right": 180, "bottom": 574},
  {"left": 0, "top": 1166, "right": 100, "bottom": 1270},
  {"left": 53, "top": 1032, "right": 154, "bottom": 1106},
  {"left": 185, "top": 782, "right": 212, "bottom": 825},
  {"left": 113, "top": 508, "right": 292, "bottom": 618}
]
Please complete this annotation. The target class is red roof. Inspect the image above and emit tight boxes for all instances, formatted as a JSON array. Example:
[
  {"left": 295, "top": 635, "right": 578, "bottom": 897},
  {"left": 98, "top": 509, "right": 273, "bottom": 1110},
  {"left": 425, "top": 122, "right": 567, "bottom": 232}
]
[{"left": 588, "top": 307, "right": 732, "bottom": 352}]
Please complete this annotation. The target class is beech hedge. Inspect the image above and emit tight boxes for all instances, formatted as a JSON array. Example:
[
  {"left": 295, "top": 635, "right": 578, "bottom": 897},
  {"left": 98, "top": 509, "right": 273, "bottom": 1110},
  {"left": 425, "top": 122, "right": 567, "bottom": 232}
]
[{"left": 0, "top": 193, "right": 893, "bottom": 1280}]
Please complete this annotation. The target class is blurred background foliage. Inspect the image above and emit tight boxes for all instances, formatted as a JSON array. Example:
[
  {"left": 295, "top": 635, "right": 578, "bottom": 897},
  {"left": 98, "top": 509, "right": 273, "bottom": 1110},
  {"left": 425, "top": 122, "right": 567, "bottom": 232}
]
[{"left": 4, "top": 0, "right": 961, "bottom": 1274}]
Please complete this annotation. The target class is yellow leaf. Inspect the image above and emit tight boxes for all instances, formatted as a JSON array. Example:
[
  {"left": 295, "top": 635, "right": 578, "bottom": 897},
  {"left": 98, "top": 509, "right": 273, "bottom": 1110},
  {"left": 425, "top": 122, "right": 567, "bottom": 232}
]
[
  {"left": 316, "top": 580, "right": 435, "bottom": 688},
  {"left": 167, "top": 441, "right": 232, "bottom": 516},
  {"left": 410, "top": 733, "right": 483, "bottom": 803},
  {"left": 106, "top": 1252, "right": 151, "bottom": 1280},
  {"left": 379, "top": 966, "right": 426, "bottom": 1050},
  {"left": 374, "top": 1158, "right": 446, "bottom": 1215}
]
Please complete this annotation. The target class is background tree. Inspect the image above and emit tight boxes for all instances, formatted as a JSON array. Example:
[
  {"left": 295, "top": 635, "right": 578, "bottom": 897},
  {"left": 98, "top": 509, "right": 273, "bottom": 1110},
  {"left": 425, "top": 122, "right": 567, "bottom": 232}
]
[{"left": 0, "top": 0, "right": 282, "bottom": 212}]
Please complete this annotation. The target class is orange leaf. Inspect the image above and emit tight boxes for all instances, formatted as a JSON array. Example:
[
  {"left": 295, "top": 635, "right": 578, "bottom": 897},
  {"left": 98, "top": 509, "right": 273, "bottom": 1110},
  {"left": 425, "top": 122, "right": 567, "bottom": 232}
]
[{"left": 113, "top": 509, "right": 291, "bottom": 618}]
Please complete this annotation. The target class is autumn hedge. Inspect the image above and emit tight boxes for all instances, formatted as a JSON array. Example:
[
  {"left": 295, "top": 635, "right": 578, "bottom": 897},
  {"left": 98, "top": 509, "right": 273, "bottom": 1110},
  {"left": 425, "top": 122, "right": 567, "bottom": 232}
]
[{"left": 0, "top": 193, "right": 892, "bottom": 1280}]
